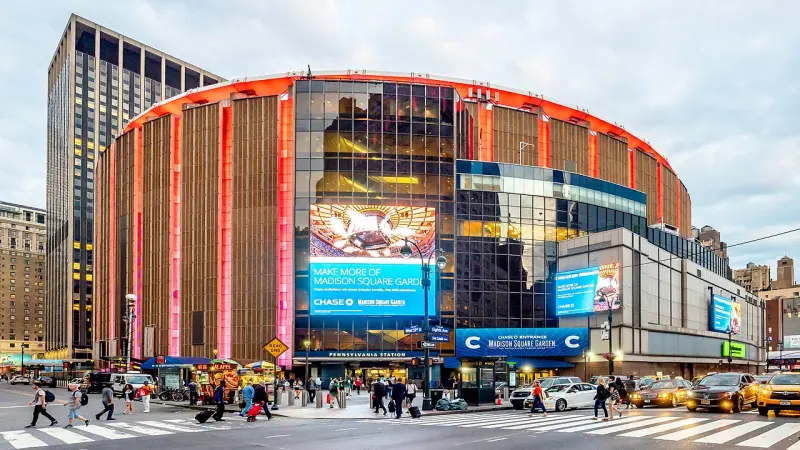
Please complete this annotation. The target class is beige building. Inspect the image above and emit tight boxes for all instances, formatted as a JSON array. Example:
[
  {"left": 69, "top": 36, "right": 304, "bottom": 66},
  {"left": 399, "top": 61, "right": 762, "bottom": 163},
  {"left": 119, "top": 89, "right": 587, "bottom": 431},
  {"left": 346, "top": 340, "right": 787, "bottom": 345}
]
[
  {"left": 691, "top": 225, "right": 728, "bottom": 259},
  {"left": 0, "top": 201, "right": 47, "bottom": 357},
  {"left": 773, "top": 256, "right": 796, "bottom": 290},
  {"left": 734, "top": 262, "right": 771, "bottom": 293}
]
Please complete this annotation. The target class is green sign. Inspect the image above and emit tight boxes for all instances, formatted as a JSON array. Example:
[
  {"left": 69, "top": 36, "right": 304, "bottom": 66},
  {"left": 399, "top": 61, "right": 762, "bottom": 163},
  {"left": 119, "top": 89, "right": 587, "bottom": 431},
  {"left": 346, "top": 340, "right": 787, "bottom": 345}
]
[{"left": 722, "top": 341, "right": 746, "bottom": 359}]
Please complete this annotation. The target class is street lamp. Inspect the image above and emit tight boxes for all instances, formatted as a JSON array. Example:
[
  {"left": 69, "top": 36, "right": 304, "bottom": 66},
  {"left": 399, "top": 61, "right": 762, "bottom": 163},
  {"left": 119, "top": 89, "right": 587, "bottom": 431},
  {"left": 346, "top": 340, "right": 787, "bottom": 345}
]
[
  {"left": 401, "top": 238, "right": 446, "bottom": 411},
  {"left": 726, "top": 326, "right": 733, "bottom": 372},
  {"left": 765, "top": 336, "right": 773, "bottom": 373},
  {"left": 779, "top": 340, "right": 784, "bottom": 371},
  {"left": 519, "top": 142, "right": 534, "bottom": 165},
  {"left": 604, "top": 296, "right": 614, "bottom": 376},
  {"left": 124, "top": 294, "right": 137, "bottom": 373},
  {"left": 304, "top": 339, "right": 311, "bottom": 384},
  {"left": 20, "top": 343, "right": 29, "bottom": 376}
]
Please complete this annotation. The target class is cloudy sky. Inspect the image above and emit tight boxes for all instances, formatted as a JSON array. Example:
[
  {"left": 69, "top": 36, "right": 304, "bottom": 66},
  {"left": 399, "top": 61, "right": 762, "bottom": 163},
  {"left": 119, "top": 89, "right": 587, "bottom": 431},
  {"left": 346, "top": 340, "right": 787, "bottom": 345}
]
[{"left": 0, "top": 0, "right": 798, "bottom": 279}]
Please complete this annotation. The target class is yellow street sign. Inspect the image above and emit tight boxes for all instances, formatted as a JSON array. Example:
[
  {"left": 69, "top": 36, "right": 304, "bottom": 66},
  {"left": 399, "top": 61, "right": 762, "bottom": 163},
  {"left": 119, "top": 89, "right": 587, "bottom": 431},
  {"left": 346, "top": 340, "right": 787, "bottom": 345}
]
[{"left": 264, "top": 338, "right": 289, "bottom": 359}]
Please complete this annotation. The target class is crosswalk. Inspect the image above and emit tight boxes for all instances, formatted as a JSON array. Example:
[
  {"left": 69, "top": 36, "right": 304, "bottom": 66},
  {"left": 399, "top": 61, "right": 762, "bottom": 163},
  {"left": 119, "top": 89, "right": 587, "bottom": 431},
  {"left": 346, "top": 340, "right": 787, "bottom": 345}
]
[
  {"left": 0, "top": 418, "right": 246, "bottom": 449},
  {"left": 377, "top": 412, "right": 800, "bottom": 449}
]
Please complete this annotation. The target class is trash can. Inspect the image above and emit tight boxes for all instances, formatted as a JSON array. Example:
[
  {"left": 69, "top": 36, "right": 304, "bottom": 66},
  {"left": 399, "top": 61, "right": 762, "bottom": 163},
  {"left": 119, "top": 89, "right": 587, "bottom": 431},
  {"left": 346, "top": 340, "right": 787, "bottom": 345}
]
[{"left": 430, "top": 389, "right": 444, "bottom": 405}]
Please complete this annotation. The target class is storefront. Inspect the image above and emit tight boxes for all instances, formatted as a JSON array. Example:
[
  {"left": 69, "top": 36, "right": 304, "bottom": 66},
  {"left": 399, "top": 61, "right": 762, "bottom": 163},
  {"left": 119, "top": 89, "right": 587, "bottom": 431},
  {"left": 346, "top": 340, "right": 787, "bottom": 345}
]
[
  {"left": 295, "top": 351, "right": 441, "bottom": 388},
  {"left": 193, "top": 361, "right": 241, "bottom": 404},
  {"left": 140, "top": 356, "right": 211, "bottom": 390}
]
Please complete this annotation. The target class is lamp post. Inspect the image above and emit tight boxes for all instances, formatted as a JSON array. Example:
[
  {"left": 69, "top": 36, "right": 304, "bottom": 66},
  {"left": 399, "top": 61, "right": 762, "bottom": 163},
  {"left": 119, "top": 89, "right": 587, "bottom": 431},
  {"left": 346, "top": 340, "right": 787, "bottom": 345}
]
[
  {"left": 605, "top": 296, "right": 614, "bottom": 376},
  {"left": 765, "top": 337, "right": 772, "bottom": 373},
  {"left": 519, "top": 142, "right": 534, "bottom": 165},
  {"left": 20, "top": 343, "right": 29, "bottom": 376},
  {"left": 124, "top": 294, "right": 137, "bottom": 373},
  {"left": 727, "top": 326, "right": 733, "bottom": 372},
  {"left": 401, "top": 239, "right": 446, "bottom": 411},
  {"left": 304, "top": 339, "right": 311, "bottom": 384},
  {"left": 779, "top": 340, "right": 784, "bottom": 371}
]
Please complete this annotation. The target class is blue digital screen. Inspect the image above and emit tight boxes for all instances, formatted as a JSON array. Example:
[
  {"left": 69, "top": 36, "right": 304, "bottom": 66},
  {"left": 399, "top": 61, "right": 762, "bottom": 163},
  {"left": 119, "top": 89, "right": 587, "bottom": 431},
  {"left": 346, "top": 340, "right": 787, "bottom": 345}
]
[
  {"left": 555, "top": 264, "right": 621, "bottom": 316},
  {"left": 308, "top": 204, "right": 437, "bottom": 316},
  {"left": 710, "top": 294, "right": 741, "bottom": 334},
  {"left": 455, "top": 328, "right": 588, "bottom": 357}
]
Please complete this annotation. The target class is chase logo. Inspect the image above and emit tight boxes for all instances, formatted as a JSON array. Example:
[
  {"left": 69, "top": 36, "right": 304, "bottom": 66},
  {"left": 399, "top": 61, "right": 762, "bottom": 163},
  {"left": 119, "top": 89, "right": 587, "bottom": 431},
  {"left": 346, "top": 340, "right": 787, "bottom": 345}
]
[
  {"left": 565, "top": 335, "right": 580, "bottom": 348},
  {"left": 465, "top": 336, "right": 481, "bottom": 349},
  {"left": 345, "top": 298, "right": 354, "bottom": 306}
]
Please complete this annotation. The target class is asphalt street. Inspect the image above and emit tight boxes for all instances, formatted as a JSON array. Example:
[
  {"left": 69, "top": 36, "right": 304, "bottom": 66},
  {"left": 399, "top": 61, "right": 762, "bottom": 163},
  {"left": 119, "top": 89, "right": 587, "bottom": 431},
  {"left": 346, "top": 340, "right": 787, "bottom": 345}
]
[{"left": 3, "top": 382, "right": 800, "bottom": 449}]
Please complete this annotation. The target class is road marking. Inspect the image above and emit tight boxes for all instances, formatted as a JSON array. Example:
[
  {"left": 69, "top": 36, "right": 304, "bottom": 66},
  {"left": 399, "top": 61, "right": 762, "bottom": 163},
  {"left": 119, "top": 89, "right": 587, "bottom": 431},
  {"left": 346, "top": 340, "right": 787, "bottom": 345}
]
[
  {"left": 264, "top": 434, "right": 291, "bottom": 439},
  {"left": 463, "top": 414, "right": 579, "bottom": 428},
  {"left": 333, "top": 427, "right": 358, "bottom": 431},
  {"left": 655, "top": 419, "right": 739, "bottom": 441},
  {"left": 0, "top": 406, "right": 30, "bottom": 409},
  {"left": 620, "top": 418, "right": 708, "bottom": 437},
  {"left": 585, "top": 416, "right": 679, "bottom": 435},
  {"left": 694, "top": 421, "right": 774, "bottom": 444},
  {"left": 414, "top": 414, "right": 511, "bottom": 425},
  {"left": 555, "top": 416, "right": 649, "bottom": 433},
  {"left": 736, "top": 423, "right": 800, "bottom": 447},
  {"left": 505, "top": 415, "right": 591, "bottom": 430},
  {"left": 423, "top": 415, "right": 516, "bottom": 426},
  {"left": 39, "top": 427, "right": 95, "bottom": 444},
  {"left": 0, "top": 430, "right": 48, "bottom": 449},
  {"left": 486, "top": 437, "right": 507, "bottom": 442},
  {"left": 107, "top": 422, "right": 174, "bottom": 436},
  {"left": 480, "top": 415, "right": 580, "bottom": 429},
  {"left": 138, "top": 420, "right": 202, "bottom": 433},
  {"left": 81, "top": 424, "right": 135, "bottom": 440}
]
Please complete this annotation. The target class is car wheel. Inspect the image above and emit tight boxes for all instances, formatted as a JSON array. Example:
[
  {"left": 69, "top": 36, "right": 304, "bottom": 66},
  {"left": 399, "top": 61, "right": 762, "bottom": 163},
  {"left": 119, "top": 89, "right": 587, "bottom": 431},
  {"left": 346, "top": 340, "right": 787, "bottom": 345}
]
[
  {"left": 556, "top": 399, "right": 567, "bottom": 412},
  {"left": 687, "top": 404, "right": 697, "bottom": 412},
  {"left": 733, "top": 397, "right": 743, "bottom": 413},
  {"left": 758, "top": 407, "right": 769, "bottom": 416},
  {"left": 671, "top": 396, "right": 678, "bottom": 408},
  {"left": 751, "top": 401, "right": 758, "bottom": 408}
]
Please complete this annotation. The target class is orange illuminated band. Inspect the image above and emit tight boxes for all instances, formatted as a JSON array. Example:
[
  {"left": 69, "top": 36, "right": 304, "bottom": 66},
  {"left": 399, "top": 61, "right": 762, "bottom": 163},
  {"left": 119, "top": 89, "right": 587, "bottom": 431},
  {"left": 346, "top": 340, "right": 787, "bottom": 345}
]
[
  {"left": 629, "top": 148, "right": 636, "bottom": 189},
  {"left": 589, "top": 131, "right": 598, "bottom": 177},
  {"left": 134, "top": 127, "right": 143, "bottom": 359},
  {"left": 657, "top": 164, "right": 663, "bottom": 223},
  {"left": 94, "top": 154, "right": 101, "bottom": 343},
  {"left": 538, "top": 115, "right": 550, "bottom": 168},
  {"left": 169, "top": 115, "right": 182, "bottom": 356},
  {"left": 218, "top": 104, "right": 233, "bottom": 359},
  {"left": 108, "top": 143, "right": 116, "bottom": 340},
  {"left": 277, "top": 92, "right": 294, "bottom": 369},
  {"left": 675, "top": 177, "right": 681, "bottom": 235},
  {"left": 478, "top": 102, "right": 493, "bottom": 162}
]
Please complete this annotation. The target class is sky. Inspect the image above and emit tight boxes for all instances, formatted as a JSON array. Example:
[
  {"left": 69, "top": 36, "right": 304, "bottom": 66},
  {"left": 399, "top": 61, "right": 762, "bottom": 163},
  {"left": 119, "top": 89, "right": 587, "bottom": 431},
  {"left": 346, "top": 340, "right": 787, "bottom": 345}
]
[{"left": 0, "top": 0, "right": 798, "bottom": 280}]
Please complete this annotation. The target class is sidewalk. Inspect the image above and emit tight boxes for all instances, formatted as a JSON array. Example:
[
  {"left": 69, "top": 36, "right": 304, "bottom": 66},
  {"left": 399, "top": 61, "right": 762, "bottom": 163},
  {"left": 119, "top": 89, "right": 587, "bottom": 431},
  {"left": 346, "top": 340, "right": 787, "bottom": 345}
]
[{"left": 154, "top": 389, "right": 512, "bottom": 419}]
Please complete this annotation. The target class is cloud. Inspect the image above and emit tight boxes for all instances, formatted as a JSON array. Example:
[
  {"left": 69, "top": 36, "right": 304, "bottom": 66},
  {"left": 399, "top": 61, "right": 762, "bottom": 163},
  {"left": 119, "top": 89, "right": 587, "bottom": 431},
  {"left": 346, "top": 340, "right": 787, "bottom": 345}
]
[{"left": 0, "top": 0, "right": 798, "bottom": 279}]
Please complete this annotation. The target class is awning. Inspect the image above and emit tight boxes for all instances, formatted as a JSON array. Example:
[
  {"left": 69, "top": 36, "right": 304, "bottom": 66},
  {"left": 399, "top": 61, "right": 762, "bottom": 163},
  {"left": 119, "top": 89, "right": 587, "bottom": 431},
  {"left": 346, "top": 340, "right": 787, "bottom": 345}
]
[
  {"left": 509, "top": 358, "right": 575, "bottom": 369},
  {"left": 141, "top": 356, "right": 210, "bottom": 370}
]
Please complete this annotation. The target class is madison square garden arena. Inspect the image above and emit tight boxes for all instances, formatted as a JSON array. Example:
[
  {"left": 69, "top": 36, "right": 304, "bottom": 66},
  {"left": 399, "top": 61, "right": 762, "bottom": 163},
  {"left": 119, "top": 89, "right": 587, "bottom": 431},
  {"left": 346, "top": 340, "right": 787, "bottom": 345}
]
[{"left": 92, "top": 70, "right": 765, "bottom": 404}]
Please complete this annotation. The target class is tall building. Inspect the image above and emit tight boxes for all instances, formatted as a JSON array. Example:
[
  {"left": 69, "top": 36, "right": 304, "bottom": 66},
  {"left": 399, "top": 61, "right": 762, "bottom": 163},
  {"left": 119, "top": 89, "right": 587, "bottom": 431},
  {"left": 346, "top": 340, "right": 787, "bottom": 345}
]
[
  {"left": 0, "top": 202, "right": 47, "bottom": 358},
  {"left": 774, "top": 256, "right": 796, "bottom": 290},
  {"left": 691, "top": 225, "right": 728, "bottom": 259},
  {"left": 45, "top": 14, "right": 224, "bottom": 361},
  {"left": 734, "top": 262, "right": 771, "bottom": 293}
]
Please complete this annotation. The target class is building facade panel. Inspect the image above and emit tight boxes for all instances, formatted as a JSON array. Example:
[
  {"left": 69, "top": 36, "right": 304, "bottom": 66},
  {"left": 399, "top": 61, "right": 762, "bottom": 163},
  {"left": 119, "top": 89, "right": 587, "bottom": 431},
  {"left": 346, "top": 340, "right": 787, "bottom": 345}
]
[
  {"left": 679, "top": 181, "right": 691, "bottom": 238},
  {"left": 114, "top": 131, "right": 136, "bottom": 358},
  {"left": 549, "top": 119, "right": 589, "bottom": 175},
  {"left": 661, "top": 165, "right": 678, "bottom": 229},
  {"left": 635, "top": 149, "right": 658, "bottom": 225},
  {"left": 492, "top": 106, "right": 538, "bottom": 166},
  {"left": 597, "top": 132, "right": 628, "bottom": 187}
]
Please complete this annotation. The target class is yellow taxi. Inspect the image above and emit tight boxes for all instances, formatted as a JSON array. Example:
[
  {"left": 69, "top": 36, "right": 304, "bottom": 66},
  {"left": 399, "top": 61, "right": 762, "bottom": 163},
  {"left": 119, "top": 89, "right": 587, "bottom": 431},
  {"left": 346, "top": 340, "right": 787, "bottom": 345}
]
[{"left": 757, "top": 372, "right": 800, "bottom": 416}]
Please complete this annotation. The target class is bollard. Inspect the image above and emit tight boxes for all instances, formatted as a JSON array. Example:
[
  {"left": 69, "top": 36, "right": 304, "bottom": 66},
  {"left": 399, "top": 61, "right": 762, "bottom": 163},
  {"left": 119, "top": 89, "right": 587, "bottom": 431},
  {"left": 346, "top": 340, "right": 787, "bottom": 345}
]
[
  {"left": 273, "top": 389, "right": 282, "bottom": 410},
  {"left": 287, "top": 390, "right": 295, "bottom": 406},
  {"left": 301, "top": 390, "right": 308, "bottom": 407},
  {"left": 339, "top": 390, "right": 346, "bottom": 408},
  {"left": 316, "top": 391, "right": 323, "bottom": 408},
  {"left": 503, "top": 387, "right": 509, "bottom": 402},
  {"left": 369, "top": 392, "right": 374, "bottom": 409}
]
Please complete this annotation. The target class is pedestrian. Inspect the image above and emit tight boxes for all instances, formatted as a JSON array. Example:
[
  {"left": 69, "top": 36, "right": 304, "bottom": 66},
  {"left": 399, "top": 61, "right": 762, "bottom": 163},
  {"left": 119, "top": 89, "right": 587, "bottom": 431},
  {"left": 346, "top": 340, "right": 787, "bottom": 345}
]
[
  {"left": 95, "top": 383, "right": 115, "bottom": 421},
  {"left": 372, "top": 380, "right": 387, "bottom": 415},
  {"left": 593, "top": 378, "right": 610, "bottom": 421},
  {"left": 188, "top": 379, "right": 199, "bottom": 405},
  {"left": 139, "top": 380, "right": 153, "bottom": 413},
  {"left": 354, "top": 377, "right": 362, "bottom": 395},
  {"left": 615, "top": 377, "right": 628, "bottom": 409},
  {"left": 608, "top": 385, "right": 622, "bottom": 419},
  {"left": 390, "top": 379, "right": 407, "bottom": 419},
  {"left": 253, "top": 380, "right": 273, "bottom": 420},
  {"left": 315, "top": 375, "right": 322, "bottom": 389},
  {"left": 405, "top": 379, "right": 417, "bottom": 408},
  {"left": 294, "top": 379, "right": 303, "bottom": 399},
  {"left": 528, "top": 381, "right": 547, "bottom": 417},
  {"left": 26, "top": 381, "right": 57, "bottom": 428},
  {"left": 240, "top": 381, "right": 255, "bottom": 417},
  {"left": 328, "top": 378, "right": 340, "bottom": 408},
  {"left": 386, "top": 377, "right": 393, "bottom": 399},
  {"left": 306, "top": 377, "right": 317, "bottom": 403},
  {"left": 123, "top": 383, "right": 135, "bottom": 415},
  {"left": 213, "top": 381, "right": 226, "bottom": 422},
  {"left": 62, "top": 383, "right": 90, "bottom": 428},
  {"left": 344, "top": 377, "right": 352, "bottom": 397}
]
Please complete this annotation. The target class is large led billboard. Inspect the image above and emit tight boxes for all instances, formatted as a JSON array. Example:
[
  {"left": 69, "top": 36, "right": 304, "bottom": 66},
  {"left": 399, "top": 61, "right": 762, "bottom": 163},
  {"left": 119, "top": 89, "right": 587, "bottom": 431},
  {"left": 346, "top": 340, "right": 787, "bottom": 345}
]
[
  {"left": 308, "top": 204, "right": 436, "bottom": 316},
  {"left": 709, "top": 294, "right": 741, "bottom": 334},
  {"left": 555, "top": 263, "right": 621, "bottom": 316}
]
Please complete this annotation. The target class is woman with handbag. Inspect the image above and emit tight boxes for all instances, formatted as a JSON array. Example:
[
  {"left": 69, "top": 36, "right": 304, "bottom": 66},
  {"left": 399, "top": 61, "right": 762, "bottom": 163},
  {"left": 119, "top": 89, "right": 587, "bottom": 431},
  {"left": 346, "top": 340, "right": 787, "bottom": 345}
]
[{"left": 405, "top": 380, "right": 417, "bottom": 407}]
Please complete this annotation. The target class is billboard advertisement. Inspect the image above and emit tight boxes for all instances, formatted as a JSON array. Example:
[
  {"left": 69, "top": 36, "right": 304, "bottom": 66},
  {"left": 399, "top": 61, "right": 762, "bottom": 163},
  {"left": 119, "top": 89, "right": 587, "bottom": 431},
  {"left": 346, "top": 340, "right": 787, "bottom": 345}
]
[
  {"left": 709, "top": 294, "right": 741, "bottom": 334},
  {"left": 309, "top": 204, "right": 436, "bottom": 316},
  {"left": 455, "top": 328, "right": 589, "bottom": 358},
  {"left": 555, "top": 263, "right": 621, "bottom": 316}
]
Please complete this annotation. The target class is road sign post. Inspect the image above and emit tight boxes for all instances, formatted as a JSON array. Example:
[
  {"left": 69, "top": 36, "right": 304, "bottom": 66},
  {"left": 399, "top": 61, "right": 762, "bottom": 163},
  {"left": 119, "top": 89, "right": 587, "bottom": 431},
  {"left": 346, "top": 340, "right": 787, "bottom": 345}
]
[{"left": 264, "top": 338, "right": 289, "bottom": 410}]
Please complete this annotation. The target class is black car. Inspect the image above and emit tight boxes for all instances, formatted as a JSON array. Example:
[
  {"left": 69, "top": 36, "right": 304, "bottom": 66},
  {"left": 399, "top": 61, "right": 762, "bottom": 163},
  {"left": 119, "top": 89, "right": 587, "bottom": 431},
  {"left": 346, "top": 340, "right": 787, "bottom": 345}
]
[
  {"left": 83, "top": 372, "right": 112, "bottom": 394},
  {"left": 35, "top": 376, "right": 57, "bottom": 388},
  {"left": 686, "top": 372, "right": 759, "bottom": 413}
]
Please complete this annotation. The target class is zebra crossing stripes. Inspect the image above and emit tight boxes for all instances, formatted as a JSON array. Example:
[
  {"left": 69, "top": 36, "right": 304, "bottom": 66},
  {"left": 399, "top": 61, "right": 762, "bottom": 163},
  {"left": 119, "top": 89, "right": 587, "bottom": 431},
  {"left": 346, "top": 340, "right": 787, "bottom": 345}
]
[
  {"left": 36, "top": 429, "right": 93, "bottom": 444},
  {"left": 554, "top": 416, "right": 650, "bottom": 433},
  {"left": 619, "top": 417, "right": 708, "bottom": 437},
  {"left": 106, "top": 422, "right": 175, "bottom": 436},
  {"left": 506, "top": 415, "right": 595, "bottom": 431},
  {"left": 0, "top": 431, "right": 46, "bottom": 449},
  {"left": 481, "top": 415, "right": 581, "bottom": 429},
  {"left": 584, "top": 417, "right": 682, "bottom": 435},
  {"left": 737, "top": 423, "right": 800, "bottom": 448},
  {"left": 654, "top": 419, "right": 740, "bottom": 441},
  {"left": 694, "top": 422, "right": 774, "bottom": 444}
]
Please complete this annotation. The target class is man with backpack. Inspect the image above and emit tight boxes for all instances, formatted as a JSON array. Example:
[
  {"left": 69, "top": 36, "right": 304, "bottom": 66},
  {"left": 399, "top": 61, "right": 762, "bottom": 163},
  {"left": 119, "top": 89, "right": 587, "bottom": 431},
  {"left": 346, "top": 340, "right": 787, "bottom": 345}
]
[
  {"left": 26, "top": 381, "right": 57, "bottom": 428},
  {"left": 62, "top": 383, "right": 90, "bottom": 428},
  {"left": 95, "top": 383, "right": 115, "bottom": 421}
]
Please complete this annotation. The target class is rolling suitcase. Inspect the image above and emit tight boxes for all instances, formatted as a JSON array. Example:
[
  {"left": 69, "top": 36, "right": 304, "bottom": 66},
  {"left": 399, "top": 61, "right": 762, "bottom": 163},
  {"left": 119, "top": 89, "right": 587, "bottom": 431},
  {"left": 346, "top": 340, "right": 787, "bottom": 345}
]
[
  {"left": 246, "top": 403, "right": 263, "bottom": 422},
  {"left": 409, "top": 406, "right": 422, "bottom": 419},
  {"left": 195, "top": 409, "right": 215, "bottom": 424}
]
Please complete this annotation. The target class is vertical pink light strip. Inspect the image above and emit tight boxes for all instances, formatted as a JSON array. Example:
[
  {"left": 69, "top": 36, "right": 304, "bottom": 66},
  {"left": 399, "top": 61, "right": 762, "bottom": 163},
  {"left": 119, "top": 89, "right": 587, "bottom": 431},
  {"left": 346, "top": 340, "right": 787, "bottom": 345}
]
[
  {"left": 94, "top": 153, "right": 102, "bottom": 347},
  {"left": 169, "top": 115, "right": 182, "bottom": 356},
  {"left": 133, "top": 127, "right": 143, "bottom": 360},
  {"left": 108, "top": 144, "right": 116, "bottom": 341},
  {"left": 217, "top": 104, "right": 233, "bottom": 359},
  {"left": 277, "top": 92, "right": 294, "bottom": 370}
]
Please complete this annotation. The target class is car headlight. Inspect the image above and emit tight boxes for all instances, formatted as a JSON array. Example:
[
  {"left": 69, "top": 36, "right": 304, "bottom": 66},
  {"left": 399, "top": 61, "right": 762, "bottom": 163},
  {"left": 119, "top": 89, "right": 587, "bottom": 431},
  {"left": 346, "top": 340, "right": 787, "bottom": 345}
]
[
  {"left": 659, "top": 393, "right": 668, "bottom": 398},
  {"left": 632, "top": 394, "right": 640, "bottom": 399},
  {"left": 687, "top": 392, "right": 693, "bottom": 398},
  {"left": 759, "top": 387, "right": 772, "bottom": 395},
  {"left": 721, "top": 392, "right": 730, "bottom": 399}
]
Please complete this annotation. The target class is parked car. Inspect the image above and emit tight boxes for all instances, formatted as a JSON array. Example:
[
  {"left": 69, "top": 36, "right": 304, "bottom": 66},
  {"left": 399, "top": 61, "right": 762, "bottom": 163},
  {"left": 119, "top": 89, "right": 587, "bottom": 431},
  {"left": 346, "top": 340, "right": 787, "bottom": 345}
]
[
  {"left": 35, "top": 376, "right": 57, "bottom": 388},
  {"left": 510, "top": 377, "right": 580, "bottom": 409},
  {"left": 510, "top": 385, "right": 534, "bottom": 410},
  {"left": 10, "top": 375, "right": 31, "bottom": 385},
  {"left": 756, "top": 372, "right": 800, "bottom": 416},
  {"left": 686, "top": 372, "right": 759, "bottom": 413},
  {"left": 630, "top": 379, "right": 692, "bottom": 408},
  {"left": 536, "top": 383, "right": 597, "bottom": 412}
]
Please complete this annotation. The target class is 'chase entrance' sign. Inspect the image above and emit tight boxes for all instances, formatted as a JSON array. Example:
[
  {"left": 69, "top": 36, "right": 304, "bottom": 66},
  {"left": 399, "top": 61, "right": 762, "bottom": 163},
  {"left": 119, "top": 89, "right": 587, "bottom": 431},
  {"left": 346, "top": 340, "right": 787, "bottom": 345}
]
[{"left": 455, "top": 328, "right": 588, "bottom": 358}]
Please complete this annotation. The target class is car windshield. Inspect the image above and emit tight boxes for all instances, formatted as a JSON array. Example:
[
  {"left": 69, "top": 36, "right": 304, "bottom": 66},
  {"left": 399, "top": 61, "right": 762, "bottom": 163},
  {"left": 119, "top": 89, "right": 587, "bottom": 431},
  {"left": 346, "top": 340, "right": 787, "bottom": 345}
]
[
  {"left": 546, "top": 385, "right": 570, "bottom": 393},
  {"left": 538, "top": 379, "right": 555, "bottom": 389},
  {"left": 770, "top": 375, "right": 800, "bottom": 385},
  {"left": 651, "top": 381, "right": 677, "bottom": 390},
  {"left": 698, "top": 374, "right": 739, "bottom": 386},
  {"left": 127, "top": 376, "right": 152, "bottom": 384}
]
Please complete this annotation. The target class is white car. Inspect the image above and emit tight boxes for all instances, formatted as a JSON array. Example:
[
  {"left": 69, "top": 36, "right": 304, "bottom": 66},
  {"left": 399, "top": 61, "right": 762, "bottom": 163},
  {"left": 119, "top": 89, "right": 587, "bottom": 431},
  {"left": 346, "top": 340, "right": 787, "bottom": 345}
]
[
  {"left": 529, "top": 383, "right": 597, "bottom": 412},
  {"left": 10, "top": 375, "right": 31, "bottom": 385}
]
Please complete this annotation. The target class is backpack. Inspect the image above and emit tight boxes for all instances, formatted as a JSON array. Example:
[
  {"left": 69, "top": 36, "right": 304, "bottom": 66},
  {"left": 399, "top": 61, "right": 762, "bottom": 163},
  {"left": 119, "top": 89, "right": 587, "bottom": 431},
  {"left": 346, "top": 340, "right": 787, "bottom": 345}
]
[
  {"left": 44, "top": 390, "right": 55, "bottom": 403},
  {"left": 80, "top": 391, "right": 89, "bottom": 406}
]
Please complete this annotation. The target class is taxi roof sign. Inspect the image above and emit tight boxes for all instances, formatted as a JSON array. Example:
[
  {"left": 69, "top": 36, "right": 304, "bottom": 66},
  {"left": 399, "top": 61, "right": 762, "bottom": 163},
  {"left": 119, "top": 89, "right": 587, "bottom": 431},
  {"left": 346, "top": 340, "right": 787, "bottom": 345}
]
[{"left": 264, "top": 338, "right": 289, "bottom": 359}]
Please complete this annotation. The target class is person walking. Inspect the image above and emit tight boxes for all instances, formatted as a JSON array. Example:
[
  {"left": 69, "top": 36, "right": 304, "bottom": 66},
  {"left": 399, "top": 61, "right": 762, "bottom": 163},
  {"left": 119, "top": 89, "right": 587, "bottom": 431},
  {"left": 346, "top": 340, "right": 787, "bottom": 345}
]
[
  {"left": 240, "top": 381, "right": 255, "bottom": 417},
  {"left": 62, "top": 383, "right": 90, "bottom": 428},
  {"left": 253, "top": 380, "right": 273, "bottom": 420},
  {"left": 344, "top": 377, "right": 352, "bottom": 397},
  {"left": 354, "top": 378, "right": 362, "bottom": 395},
  {"left": 123, "top": 383, "right": 135, "bottom": 415},
  {"left": 386, "top": 377, "right": 393, "bottom": 399},
  {"left": 528, "top": 381, "right": 547, "bottom": 417},
  {"left": 140, "top": 380, "right": 153, "bottom": 413},
  {"left": 372, "top": 380, "right": 387, "bottom": 415},
  {"left": 188, "top": 379, "right": 199, "bottom": 405},
  {"left": 593, "top": 379, "right": 610, "bottom": 421},
  {"left": 212, "top": 381, "right": 226, "bottom": 422},
  {"left": 294, "top": 379, "right": 303, "bottom": 399},
  {"left": 390, "top": 379, "right": 407, "bottom": 419},
  {"left": 328, "top": 378, "right": 340, "bottom": 408},
  {"left": 405, "top": 379, "right": 417, "bottom": 408},
  {"left": 95, "top": 383, "right": 115, "bottom": 421},
  {"left": 26, "top": 381, "right": 57, "bottom": 428},
  {"left": 608, "top": 385, "right": 623, "bottom": 419},
  {"left": 306, "top": 377, "right": 317, "bottom": 403}
]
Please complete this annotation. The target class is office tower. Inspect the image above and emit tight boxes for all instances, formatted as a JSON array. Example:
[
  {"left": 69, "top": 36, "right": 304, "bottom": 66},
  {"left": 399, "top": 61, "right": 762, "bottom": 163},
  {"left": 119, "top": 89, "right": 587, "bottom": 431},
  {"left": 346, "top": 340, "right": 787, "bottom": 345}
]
[{"left": 46, "top": 14, "right": 224, "bottom": 361}]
